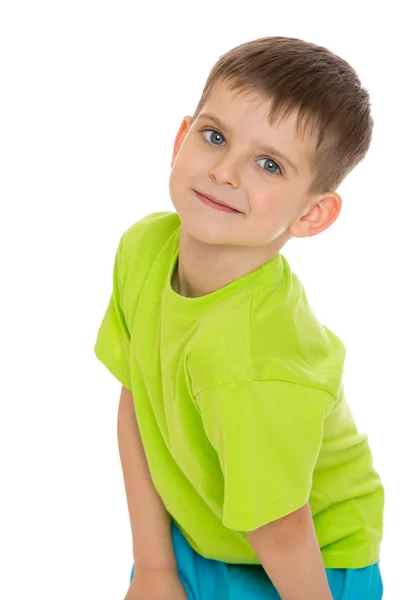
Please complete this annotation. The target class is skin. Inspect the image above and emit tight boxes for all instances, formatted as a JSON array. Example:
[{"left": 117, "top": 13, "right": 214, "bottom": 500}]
[{"left": 169, "top": 78, "right": 342, "bottom": 298}]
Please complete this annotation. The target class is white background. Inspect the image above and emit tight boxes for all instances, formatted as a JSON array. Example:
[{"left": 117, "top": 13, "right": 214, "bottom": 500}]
[{"left": 1, "top": 1, "right": 398, "bottom": 598}]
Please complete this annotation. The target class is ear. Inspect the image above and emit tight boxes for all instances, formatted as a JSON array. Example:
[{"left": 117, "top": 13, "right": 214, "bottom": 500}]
[
  {"left": 171, "top": 116, "right": 193, "bottom": 167},
  {"left": 289, "top": 192, "right": 342, "bottom": 239}
]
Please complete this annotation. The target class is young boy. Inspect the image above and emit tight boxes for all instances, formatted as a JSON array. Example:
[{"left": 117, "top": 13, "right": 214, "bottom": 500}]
[{"left": 94, "top": 36, "right": 384, "bottom": 599}]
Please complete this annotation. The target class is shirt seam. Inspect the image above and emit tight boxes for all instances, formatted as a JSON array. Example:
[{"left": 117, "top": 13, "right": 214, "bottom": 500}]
[
  {"left": 196, "top": 379, "right": 336, "bottom": 404},
  {"left": 228, "top": 486, "right": 309, "bottom": 513}
]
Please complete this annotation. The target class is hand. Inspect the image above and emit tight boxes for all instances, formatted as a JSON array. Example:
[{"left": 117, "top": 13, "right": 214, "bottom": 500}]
[{"left": 124, "top": 567, "right": 189, "bottom": 600}]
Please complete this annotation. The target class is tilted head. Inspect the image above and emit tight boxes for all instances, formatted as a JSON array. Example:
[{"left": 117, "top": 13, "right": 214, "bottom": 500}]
[{"left": 170, "top": 36, "right": 373, "bottom": 250}]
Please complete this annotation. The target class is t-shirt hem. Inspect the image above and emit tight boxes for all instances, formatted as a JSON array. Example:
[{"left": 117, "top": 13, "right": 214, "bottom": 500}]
[
  {"left": 193, "top": 542, "right": 381, "bottom": 570},
  {"left": 321, "top": 548, "right": 381, "bottom": 570}
]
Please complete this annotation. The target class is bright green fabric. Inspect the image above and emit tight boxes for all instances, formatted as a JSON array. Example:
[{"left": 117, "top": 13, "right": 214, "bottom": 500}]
[{"left": 94, "top": 211, "right": 384, "bottom": 568}]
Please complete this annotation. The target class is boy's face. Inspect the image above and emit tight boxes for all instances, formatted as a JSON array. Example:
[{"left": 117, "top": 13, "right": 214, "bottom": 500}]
[{"left": 169, "top": 79, "right": 340, "bottom": 249}]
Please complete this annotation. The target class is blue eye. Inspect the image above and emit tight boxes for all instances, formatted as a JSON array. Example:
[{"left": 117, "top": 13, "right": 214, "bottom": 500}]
[
  {"left": 201, "top": 128, "right": 282, "bottom": 176},
  {"left": 202, "top": 129, "right": 225, "bottom": 146},
  {"left": 258, "top": 157, "right": 281, "bottom": 176}
]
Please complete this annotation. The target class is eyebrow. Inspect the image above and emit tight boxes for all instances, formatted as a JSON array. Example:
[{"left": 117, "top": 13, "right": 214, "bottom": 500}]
[{"left": 197, "top": 112, "right": 298, "bottom": 174}]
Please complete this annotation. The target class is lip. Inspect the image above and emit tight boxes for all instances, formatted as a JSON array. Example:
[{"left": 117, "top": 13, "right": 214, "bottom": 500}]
[{"left": 195, "top": 191, "right": 240, "bottom": 213}]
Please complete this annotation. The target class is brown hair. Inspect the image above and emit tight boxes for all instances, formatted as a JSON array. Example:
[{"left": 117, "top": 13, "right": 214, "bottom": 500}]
[{"left": 191, "top": 36, "right": 373, "bottom": 196}]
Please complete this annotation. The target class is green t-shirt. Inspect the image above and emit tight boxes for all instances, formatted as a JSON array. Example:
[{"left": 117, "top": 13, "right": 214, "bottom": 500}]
[{"left": 94, "top": 211, "right": 384, "bottom": 569}]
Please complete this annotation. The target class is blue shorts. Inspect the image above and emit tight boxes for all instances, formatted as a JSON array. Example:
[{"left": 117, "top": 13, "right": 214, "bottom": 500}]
[{"left": 130, "top": 520, "right": 383, "bottom": 599}]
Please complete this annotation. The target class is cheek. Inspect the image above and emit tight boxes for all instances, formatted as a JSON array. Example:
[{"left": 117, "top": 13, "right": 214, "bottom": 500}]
[
  {"left": 169, "top": 155, "right": 195, "bottom": 204},
  {"left": 248, "top": 194, "right": 293, "bottom": 233},
  {"left": 170, "top": 151, "right": 205, "bottom": 193},
  {"left": 250, "top": 192, "right": 278, "bottom": 217},
  {"left": 169, "top": 156, "right": 186, "bottom": 193}
]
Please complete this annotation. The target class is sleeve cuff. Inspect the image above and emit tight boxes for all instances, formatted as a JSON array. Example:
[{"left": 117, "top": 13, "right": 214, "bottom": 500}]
[{"left": 223, "top": 486, "right": 309, "bottom": 531}]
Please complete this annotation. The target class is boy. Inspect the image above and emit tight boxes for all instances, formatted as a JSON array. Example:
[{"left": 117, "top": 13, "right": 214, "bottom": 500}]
[{"left": 94, "top": 36, "right": 384, "bottom": 599}]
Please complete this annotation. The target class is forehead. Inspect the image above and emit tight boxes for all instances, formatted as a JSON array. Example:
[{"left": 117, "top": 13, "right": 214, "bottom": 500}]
[{"left": 199, "top": 79, "right": 318, "bottom": 173}]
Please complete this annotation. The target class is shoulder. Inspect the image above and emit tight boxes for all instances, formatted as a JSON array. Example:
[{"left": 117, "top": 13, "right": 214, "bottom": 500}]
[
  {"left": 190, "top": 256, "right": 346, "bottom": 399},
  {"left": 120, "top": 211, "right": 180, "bottom": 260},
  {"left": 116, "top": 211, "right": 179, "bottom": 278},
  {"left": 115, "top": 211, "right": 180, "bottom": 325},
  {"left": 252, "top": 261, "right": 347, "bottom": 397}
]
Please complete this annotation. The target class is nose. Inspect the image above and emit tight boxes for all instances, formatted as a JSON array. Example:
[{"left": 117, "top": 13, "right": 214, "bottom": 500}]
[{"left": 209, "top": 153, "right": 241, "bottom": 188}]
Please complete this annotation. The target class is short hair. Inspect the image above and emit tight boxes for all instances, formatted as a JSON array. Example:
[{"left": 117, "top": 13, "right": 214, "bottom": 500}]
[{"left": 191, "top": 36, "right": 374, "bottom": 196}]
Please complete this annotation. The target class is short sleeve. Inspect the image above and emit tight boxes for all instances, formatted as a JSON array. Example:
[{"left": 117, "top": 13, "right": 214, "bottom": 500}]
[
  {"left": 94, "top": 234, "right": 132, "bottom": 390},
  {"left": 196, "top": 380, "right": 334, "bottom": 532}
]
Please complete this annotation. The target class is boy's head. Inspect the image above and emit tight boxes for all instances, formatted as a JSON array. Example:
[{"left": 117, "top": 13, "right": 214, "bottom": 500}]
[{"left": 169, "top": 36, "right": 373, "bottom": 254}]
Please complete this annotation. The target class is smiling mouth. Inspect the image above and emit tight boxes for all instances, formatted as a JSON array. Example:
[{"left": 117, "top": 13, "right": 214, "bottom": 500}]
[{"left": 194, "top": 191, "right": 241, "bottom": 213}]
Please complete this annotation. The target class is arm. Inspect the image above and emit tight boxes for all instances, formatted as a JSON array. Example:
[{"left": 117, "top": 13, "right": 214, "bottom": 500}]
[
  {"left": 117, "top": 385, "right": 177, "bottom": 571},
  {"left": 246, "top": 502, "right": 333, "bottom": 600}
]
